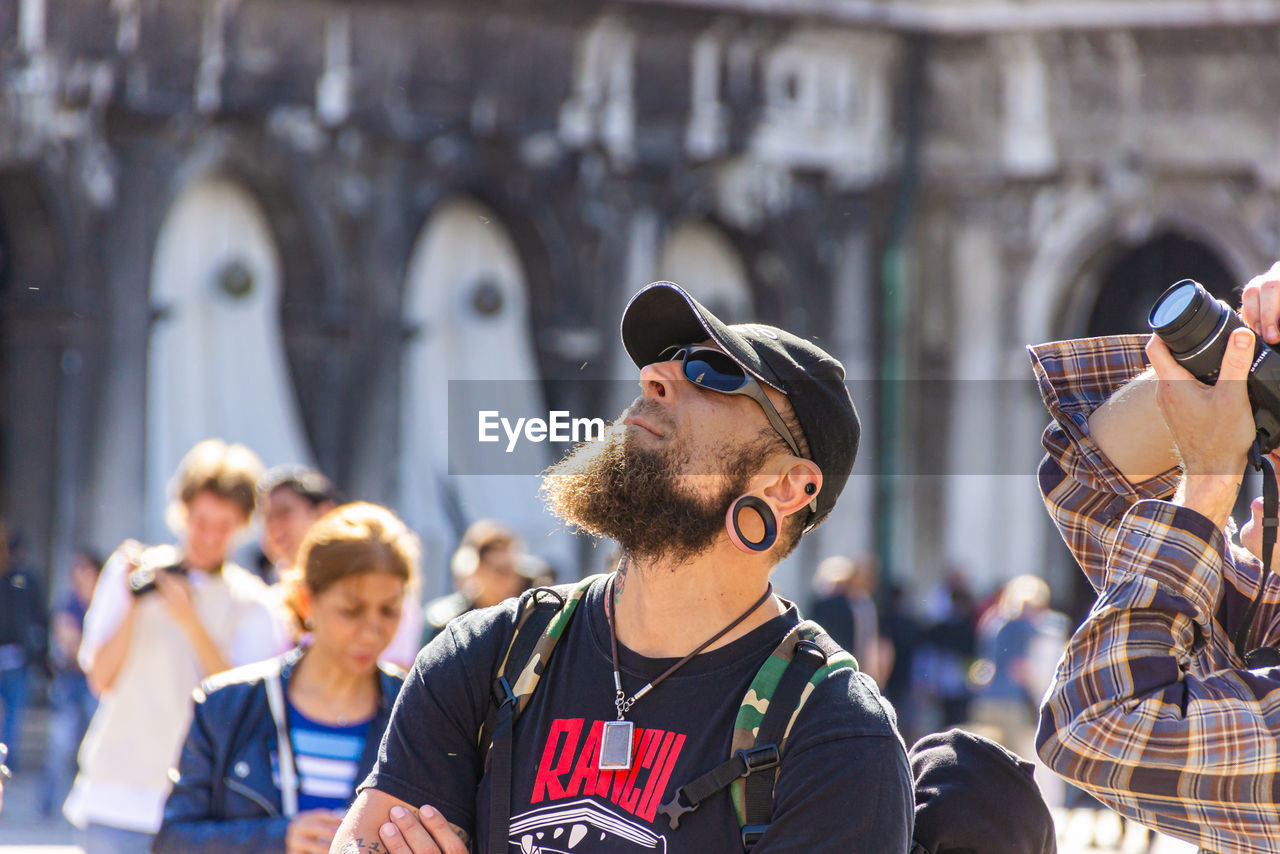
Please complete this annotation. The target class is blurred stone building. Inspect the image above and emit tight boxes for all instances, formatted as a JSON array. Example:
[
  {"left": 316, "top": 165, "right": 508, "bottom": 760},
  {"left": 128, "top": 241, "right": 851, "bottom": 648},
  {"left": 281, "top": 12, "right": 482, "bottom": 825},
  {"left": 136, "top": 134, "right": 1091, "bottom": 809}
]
[{"left": 2, "top": 0, "right": 1278, "bottom": 608}]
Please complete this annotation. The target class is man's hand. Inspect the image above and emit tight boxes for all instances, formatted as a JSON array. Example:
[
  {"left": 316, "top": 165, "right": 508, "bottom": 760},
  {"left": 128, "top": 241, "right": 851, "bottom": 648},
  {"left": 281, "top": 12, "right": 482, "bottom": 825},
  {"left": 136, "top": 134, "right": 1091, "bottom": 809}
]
[
  {"left": 1239, "top": 261, "right": 1280, "bottom": 344},
  {"left": 153, "top": 570, "right": 201, "bottom": 632},
  {"left": 331, "top": 790, "right": 471, "bottom": 854},
  {"left": 151, "top": 568, "right": 230, "bottom": 676},
  {"left": 1146, "top": 328, "right": 1257, "bottom": 526},
  {"left": 377, "top": 805, "right": 469, "bottom": 854},
  {"left": 286, "top": 809, "right": 346, "bottom": 854}
]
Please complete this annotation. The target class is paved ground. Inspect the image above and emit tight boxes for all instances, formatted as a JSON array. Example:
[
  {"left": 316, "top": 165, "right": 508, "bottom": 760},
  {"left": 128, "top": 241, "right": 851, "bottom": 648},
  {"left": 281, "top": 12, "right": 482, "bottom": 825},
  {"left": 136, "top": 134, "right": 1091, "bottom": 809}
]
[
  {"left": 0, "top": 779, "right": 1200, "bottom": 853},
  {"left": 0, "top": 774, "right": 78, "bottom": 850},
  {"left": 0, "top": 707, "right": 1197, "bottom": 854}
]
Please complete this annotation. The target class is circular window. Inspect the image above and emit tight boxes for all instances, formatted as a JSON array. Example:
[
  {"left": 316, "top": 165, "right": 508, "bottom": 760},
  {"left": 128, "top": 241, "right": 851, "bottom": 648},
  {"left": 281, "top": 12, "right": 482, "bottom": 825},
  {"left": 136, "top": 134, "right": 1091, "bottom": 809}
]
[
  {"left": 215, "top": 259, "right": 254, "bottom": 300},
  {"left": 469, "top": 278, "right": 505, "bottom": 318}
]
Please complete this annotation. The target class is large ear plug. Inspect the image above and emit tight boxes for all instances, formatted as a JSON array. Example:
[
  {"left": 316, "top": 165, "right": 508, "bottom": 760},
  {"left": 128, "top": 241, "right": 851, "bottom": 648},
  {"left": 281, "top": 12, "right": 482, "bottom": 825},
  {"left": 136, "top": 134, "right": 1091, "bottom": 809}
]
[{"left": 726, "top": 496, "right": 778, "bottom": 553}]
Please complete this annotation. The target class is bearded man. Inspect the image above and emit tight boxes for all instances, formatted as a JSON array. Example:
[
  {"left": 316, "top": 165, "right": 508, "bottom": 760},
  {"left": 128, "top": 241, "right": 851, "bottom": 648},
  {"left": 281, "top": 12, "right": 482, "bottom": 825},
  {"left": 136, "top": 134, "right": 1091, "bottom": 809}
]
[{"left": 332, "top": 282, "right": 913, "bottom": 854}]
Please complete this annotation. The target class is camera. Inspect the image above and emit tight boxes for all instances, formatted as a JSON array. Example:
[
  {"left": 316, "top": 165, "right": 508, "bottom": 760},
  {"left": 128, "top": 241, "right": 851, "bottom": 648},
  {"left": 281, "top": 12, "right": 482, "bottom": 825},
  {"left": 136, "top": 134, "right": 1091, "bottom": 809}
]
[
  {"left": 1148, "top": 278, "right": 1280, "bottom": 453},
  {"left": 127, "top": 544, "right": 188, "bottom": 596}
]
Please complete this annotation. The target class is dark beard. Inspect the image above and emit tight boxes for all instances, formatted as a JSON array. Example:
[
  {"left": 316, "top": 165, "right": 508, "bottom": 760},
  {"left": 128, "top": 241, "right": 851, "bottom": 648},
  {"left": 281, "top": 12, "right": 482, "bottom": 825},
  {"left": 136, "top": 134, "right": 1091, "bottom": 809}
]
[{"left": 540, "top": 419, "right": 763, "bottom": 565}]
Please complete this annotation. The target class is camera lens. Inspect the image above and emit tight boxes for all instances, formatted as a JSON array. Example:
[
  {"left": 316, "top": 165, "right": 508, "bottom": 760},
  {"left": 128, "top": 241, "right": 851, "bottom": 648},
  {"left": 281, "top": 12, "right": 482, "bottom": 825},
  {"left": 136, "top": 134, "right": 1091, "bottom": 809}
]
[
  {"left": 1148, "top": 278, "right": 1240, "bottom": 380},
  {"left": 1149, "top": 278, "right": 1280, "bottom": 454},
  {"left": 1149, "top": 280, "right": 1198, "bottom": 329}
]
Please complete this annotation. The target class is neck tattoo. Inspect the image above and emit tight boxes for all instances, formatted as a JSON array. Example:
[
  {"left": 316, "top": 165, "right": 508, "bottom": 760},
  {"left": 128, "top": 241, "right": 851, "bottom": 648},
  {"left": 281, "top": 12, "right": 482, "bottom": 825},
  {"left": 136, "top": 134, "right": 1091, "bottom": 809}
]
[{"left": 600, "top": 573, "right": 774, "bottom": 771}]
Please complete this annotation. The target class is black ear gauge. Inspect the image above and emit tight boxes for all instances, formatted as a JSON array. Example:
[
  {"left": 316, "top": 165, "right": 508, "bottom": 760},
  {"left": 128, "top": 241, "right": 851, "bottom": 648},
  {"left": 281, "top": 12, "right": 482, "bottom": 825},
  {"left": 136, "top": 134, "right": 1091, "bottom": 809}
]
[
  {"left": 804, "top": 483, "right": 817, "bottom": 495},
  {"left": 729, "top": 496, "right": 778, "bottom": 552}
]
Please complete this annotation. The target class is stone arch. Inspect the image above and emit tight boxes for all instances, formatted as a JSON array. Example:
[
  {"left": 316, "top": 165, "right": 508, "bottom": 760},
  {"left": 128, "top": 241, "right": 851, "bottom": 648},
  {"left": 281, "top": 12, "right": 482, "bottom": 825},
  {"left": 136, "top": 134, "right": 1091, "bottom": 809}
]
[
  {"left": 399, "top": 195, "right": 571, "bottom": 594},
  {"left": 656, "top": 220, "right": 754, "bottom": 321},
  {"left": 145, "top": 175, "right": 313, "bottom": 540},
  {"left": 1085, "top": 232, "right": 1237, "bottom": 336},
  {"left": 1019, "top": 194, "right": 1262, "bottom": 345}
]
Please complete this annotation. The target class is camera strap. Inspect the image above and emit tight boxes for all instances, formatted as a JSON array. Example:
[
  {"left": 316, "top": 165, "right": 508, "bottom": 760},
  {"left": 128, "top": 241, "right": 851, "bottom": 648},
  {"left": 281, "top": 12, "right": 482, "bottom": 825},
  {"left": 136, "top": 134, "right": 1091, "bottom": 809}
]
[{"left": 1234, "top": 443, "right": 1280, "bottom": 668}]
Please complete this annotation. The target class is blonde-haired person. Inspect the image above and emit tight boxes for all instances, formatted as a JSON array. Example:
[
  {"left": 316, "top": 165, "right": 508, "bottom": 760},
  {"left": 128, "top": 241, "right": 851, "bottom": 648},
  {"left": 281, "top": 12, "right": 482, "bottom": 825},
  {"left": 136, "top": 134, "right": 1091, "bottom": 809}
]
[
  {"left": 154, "top": 502, "right": 418, "bottom": 854},
  {"left": 969, "top": 573, "right": 1065, "bottom": 802},
  {"left": 67, "top": 439, "right": 289, "bottom": 854}
]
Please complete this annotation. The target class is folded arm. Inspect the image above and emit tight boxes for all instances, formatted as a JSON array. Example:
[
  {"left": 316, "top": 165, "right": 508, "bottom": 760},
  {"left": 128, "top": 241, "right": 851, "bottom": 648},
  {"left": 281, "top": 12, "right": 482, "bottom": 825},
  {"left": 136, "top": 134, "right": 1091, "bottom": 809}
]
[{"left": 332, "top": 790, "right": 469, "bottom": 854}]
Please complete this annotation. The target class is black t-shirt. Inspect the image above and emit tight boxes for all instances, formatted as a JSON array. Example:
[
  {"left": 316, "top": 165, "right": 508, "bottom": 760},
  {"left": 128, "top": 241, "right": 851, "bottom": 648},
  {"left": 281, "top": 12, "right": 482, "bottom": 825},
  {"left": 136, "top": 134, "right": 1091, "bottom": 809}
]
[{"left": 364, "top": 578, "right": 914, "bottom": 853}]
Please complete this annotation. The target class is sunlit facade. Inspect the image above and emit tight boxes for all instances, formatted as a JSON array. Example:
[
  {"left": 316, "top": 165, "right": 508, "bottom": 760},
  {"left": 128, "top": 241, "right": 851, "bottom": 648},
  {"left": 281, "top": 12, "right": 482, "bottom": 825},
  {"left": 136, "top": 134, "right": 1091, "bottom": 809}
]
[{"left": 2, "top": 0, "right": 1277, "bottom": 612}]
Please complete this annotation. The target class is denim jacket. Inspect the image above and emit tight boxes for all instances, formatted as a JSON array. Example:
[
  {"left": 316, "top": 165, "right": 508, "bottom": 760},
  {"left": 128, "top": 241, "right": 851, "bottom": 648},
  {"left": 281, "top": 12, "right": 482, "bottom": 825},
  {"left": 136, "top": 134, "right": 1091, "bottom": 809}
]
[{"left": 153, "top": 647, "right": 404, "bottom": 854}]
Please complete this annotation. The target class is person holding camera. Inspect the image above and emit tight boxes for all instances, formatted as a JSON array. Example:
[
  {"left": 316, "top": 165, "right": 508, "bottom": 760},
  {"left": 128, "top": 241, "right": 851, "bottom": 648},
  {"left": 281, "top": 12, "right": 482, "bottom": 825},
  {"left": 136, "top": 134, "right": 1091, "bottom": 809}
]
[
  {"left": 1031, "top": 262, "right": 1280, "bottom": 853},
  {"left": 154, "top": 502, "right": 417, "bottom": 854},
  {"left": 65, "top": 439, "right": 288, "bottom": 854}
]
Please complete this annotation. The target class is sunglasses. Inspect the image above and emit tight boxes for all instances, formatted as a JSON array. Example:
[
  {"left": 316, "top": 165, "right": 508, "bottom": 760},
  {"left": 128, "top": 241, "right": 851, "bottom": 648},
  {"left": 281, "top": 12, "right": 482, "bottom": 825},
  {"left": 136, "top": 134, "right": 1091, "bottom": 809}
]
[{"left": 658, "top": 344, "right": 810, "bottom": 467}]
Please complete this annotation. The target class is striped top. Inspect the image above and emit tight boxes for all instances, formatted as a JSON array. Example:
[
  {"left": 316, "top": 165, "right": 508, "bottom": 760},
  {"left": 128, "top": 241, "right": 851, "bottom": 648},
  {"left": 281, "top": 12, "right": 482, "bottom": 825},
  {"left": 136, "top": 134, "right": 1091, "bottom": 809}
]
[
  {"left": 275, "top": 700, "right": 372, "bottom": 811},
  {"left": 1030, "top": 334, "right": 1280, "bottom": 854}
]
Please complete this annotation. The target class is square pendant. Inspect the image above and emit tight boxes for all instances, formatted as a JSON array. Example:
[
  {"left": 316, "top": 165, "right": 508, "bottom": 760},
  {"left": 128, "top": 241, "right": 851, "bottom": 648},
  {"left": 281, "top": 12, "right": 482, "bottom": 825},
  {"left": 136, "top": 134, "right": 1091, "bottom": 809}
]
[{"left": 599, "top": 720, "right": 634, "bottom": 771}]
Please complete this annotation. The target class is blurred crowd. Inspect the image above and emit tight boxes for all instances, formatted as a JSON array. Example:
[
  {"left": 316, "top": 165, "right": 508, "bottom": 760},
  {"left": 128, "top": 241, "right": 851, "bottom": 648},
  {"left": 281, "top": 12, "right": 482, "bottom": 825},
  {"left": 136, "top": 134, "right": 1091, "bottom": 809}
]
[
  {"left": 0, "top": 436, "right": 1073, "bottom": 851},
  {"left": 0, "top": 439, "right": 564, "bottom": 850},
  {"left": 806, "top": 555, "right": 1069, "bottom": 774}
]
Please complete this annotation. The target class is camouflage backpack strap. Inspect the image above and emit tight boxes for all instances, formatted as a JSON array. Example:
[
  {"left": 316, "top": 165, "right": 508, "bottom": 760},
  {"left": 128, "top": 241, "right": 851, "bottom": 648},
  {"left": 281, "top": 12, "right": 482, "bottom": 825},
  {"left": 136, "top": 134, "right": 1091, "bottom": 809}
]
[
  {"left": 735, "top": 620, "right": 854, "bottom": 848},
  {"left": 479, "top": 573, "right": 603, "bottom": 760},
  {"left": 657, "top": 619, "right": 855, "bottom": 852},
  {"left": 506, "top": 573, "right": 602, "bottom": 717},
  {"left": 479, "top": 573, "right": 604, "bottom": 854}
]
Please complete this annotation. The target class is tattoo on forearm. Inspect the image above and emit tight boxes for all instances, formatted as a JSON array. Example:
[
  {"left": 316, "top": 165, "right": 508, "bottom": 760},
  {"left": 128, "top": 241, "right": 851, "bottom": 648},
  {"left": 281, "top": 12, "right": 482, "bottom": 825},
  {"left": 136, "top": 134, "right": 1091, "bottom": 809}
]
[{"left": 344, "top": 838, "right": 384, "bottom": 854}]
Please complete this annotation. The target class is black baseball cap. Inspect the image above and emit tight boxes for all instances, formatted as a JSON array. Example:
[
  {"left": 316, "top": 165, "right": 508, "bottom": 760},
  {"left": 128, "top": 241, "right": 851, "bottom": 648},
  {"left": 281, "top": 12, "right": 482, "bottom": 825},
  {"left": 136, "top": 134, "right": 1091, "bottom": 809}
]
[{"left": 620, "top": 281, "right": 860, "bottom": 530}]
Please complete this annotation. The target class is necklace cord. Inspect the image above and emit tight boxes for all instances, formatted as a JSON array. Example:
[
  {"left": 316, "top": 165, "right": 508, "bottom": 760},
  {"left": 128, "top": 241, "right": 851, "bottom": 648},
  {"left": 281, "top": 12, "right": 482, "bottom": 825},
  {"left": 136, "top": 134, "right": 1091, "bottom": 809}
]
[{"left": 607, "top": 574, "right": 775, "bottom": 719}]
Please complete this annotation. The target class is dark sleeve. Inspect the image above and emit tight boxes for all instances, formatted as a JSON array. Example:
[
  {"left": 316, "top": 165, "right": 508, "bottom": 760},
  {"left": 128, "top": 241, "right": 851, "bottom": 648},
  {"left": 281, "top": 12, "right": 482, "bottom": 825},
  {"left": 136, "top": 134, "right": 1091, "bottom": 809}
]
[
  {"left": 755, "top": 671, "right": 914, "bottom": 853},
  {"left": 31, "top": 573, "right": 48, "bottom": 627},
  {"left": 24, "top": 572, "right": 49, "bottom": 664},
  {"left": 359, "top": 603, "right": 516, "bottom": 838},
  {"left": 153, "top": 688, "right": 289, "bottom": 854}
]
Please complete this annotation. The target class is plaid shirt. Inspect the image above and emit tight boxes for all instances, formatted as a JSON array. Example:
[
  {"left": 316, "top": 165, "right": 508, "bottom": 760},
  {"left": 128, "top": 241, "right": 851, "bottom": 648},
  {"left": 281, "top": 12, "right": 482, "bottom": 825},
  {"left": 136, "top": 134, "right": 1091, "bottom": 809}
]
[{"left": 1030, "top": 334, "right": 1280, "bottom": 854}]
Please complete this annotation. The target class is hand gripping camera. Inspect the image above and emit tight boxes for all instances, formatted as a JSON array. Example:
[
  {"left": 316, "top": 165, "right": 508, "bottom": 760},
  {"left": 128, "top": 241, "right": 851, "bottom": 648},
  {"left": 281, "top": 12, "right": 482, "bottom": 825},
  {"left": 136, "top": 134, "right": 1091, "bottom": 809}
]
[
  {"left": 1149, "top": 278, "right": 1280, "bottom": 666},
  {"left": 127, "top": 544, "right": 188, "bottom": 597},
  {"left": 1148, "top": 278, "right": 1280, "bottom": 453}
]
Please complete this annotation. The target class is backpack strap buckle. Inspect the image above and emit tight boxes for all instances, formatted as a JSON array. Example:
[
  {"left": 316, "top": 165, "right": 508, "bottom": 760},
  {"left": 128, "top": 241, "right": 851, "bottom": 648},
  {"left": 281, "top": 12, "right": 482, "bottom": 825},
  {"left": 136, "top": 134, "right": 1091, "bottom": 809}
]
[
  {"left": 741, "top": 825, "right": 768, "bottom": 851},
  {"left": 736, "top": 745, "right": 779, "bottom": 774},
  {"left": 657, "top": 788, "right": 700, "bottom": 830},
  {"left": 493, "top": 675, "right": 515, "bottom": 710}
]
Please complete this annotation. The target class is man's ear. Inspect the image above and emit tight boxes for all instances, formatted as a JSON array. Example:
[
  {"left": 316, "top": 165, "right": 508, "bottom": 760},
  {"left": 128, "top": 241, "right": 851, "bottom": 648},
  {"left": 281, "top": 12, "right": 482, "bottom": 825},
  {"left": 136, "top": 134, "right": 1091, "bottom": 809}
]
[{"left": 762, "top": 458, "right": 823, "bottom": 522}]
